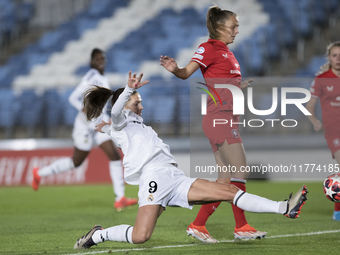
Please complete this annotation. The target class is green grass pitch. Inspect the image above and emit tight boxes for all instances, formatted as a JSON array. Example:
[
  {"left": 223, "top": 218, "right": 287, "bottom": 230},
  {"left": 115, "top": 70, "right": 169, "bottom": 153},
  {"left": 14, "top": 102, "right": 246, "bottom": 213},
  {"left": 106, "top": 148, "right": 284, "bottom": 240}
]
[{"left": 0, "top": 181, "right": 339, "bottom": 255}]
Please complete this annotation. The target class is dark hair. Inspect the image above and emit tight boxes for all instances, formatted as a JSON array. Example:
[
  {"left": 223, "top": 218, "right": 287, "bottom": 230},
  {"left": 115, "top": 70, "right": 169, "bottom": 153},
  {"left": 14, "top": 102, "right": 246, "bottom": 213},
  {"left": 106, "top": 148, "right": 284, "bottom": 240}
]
[
  {"left": 83, "top": 85, "right": 137, "bottom": 121},
  {"left": 91, "top": 48, "right": 103, "bottom": 60},
  {"left": 316, "top": 41, "right": 340, "bottom": 75},
  {"left": 206, "top": 6, "right": 236, "bottom": 40}
]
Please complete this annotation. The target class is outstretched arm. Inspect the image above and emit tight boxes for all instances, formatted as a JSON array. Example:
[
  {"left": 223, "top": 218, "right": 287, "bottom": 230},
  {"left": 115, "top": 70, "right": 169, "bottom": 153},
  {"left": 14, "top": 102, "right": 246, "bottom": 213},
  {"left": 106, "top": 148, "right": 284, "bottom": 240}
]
[
  {"left": 110, "top": 71, "right": 148, "bottom": 130},
  {"left": 306, "top": 97, "right": 322, "bottom": 131},
  {"left": 160, "top": 56, "right": 199, "bottom": 80}
]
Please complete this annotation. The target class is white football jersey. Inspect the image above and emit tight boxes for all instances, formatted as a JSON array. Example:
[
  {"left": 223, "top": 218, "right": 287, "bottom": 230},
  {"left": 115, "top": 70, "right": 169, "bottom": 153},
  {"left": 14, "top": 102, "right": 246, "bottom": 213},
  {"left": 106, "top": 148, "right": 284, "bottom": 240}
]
[
  {"left": 102, "top": 85, "right": 177, "bottom": 185},
  {"left": 69, "top": 68, "right": 110, "bottom": 129}
]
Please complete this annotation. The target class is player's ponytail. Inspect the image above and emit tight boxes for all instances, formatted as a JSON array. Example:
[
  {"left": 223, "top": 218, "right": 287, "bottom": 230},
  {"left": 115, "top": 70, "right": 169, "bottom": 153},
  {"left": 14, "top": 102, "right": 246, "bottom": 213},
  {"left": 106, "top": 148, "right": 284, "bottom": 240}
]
[
  {"left": 83, "top": 85, "right": 113, "bottom": 121},
  {"left": 316, "top": 41, "right": 340, "bottom": 75},
  {"left": 83, "top": 85, "right": 137, "bottom": 121},
  {"left": 206, "top": 5, "right": 236, "bottom": 40}
]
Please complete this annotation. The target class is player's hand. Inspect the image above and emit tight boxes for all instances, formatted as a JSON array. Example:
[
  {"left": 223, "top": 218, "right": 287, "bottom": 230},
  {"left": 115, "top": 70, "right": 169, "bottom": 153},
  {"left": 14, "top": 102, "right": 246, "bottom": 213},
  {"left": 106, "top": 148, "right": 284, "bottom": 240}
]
[
  {"left": 95, "top": 120, "right": 110, "bottom": 133},
  {"left": 313, "top": 119, "right": 322, "bottom": 131},
  {"left": 240, "top": 79, "right": 254, "bottom": 90},
  {"left": 127, "top": 71, "right": 149, "bottom": 89},
  {"left": 160, "top": 55, "right": 179, "bottom": 73}
]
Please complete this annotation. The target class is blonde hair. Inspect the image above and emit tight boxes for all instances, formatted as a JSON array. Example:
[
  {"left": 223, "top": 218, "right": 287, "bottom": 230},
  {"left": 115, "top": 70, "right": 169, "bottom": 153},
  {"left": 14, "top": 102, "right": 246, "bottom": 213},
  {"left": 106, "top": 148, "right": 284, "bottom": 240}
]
[
  {"left": 316, "top": 41, "right": 340, "bottom": 75},
  {"left": 206, "top": 6, "right": 236, "bottom": 40}
]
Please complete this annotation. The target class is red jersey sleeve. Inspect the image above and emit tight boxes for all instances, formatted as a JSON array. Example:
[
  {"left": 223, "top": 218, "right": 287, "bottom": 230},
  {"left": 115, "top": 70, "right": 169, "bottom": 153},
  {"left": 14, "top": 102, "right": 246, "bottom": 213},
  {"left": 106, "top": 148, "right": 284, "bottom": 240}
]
[
  {"left": 190, "top": 43, "right": 214, "bottom": 68},
  {"left": 310, "top": 77, "right": 322, "bottom": 98}
]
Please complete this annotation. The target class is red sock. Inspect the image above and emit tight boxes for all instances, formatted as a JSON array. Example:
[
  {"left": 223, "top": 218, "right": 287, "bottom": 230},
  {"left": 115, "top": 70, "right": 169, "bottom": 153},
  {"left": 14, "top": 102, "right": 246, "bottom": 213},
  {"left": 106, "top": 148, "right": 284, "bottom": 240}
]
[
  {"left": 335, "top": 202, "right": 340, "bottom": 211},
  {"left": 192, "top": 202, "right": 221, "bottom": 226},
  {"left": 231, "top": 181, "right": 248, "bottom": 229}
]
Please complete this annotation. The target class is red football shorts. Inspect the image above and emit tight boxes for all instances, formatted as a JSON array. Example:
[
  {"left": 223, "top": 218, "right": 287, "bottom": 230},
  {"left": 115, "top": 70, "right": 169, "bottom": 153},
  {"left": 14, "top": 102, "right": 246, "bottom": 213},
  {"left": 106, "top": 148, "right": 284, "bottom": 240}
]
[
  {"left": 202, "top": 110, "right": 242, "bottom": 152},
  {"left": 325, "top": 134, "right": 340, "bottom": 158}
]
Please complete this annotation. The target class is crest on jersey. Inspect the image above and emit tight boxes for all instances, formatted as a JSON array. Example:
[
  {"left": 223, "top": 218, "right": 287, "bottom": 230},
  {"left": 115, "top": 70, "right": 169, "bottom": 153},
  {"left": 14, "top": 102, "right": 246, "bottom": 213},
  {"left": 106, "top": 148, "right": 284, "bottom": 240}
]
[
  {"left": 231, "top": 129, "right": 239, "bottom": 139},
  {"left": 327, "top": 86, "right": 333, "bottom": 91},
  {"left": 196, "top": 47, "right": 205, "bottom": 54},
  {"left": 147, "top": 194, "right": 154, "bottom": 202}
]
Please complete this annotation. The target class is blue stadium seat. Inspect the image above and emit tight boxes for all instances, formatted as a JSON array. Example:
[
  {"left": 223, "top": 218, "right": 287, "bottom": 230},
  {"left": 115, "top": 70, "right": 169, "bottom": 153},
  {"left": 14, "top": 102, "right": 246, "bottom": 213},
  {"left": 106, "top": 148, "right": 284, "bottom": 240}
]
[
  {"left": 19, "top": 89, "right": 43, "bottom": 127},
  {"left": 0, "top": 88, "right": 19, "bottom": 128},
  {"left": 61, "top": 88, "right": 78, "bottom": 126},
  {"left": 43, "top": 89, "right": 62, "bottom": 126},
  {"left": 0, "top": 66, "right": 11, "bottom": 88},
  {"left": 75, "top": 18, "right": 99, "bottom": 37},
  {"left": 38, "top": 30, "right": 65, "bottom": 53},
  {"left": 259, "top": 24, "right": 280, "bottom": 59},
  {"left": 313, "top": 1, "right": 327, "bottom": 25},
  {"left": 307, "top": 56, "right": 327, "bottom": 75},
  {"left": 324, "top": 0, "right": 339, "bottom": 13},
  {"left": 75, "top": 65, "right": 90, "bottom": 77},
  {"left": 87, "top": 0, "right": 114, "bottom": 18},
  {"left": 26, "top": 52, "right": 50, "bottom": 71},
  {"left": 147, "top": 96, "right": 176, "bottom": 123}
]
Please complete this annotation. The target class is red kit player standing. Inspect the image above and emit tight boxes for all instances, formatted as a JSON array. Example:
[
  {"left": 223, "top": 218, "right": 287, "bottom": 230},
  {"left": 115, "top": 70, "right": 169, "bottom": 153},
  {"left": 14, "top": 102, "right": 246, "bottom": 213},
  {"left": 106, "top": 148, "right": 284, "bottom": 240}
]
[
  {"left": 160, "top": 6, "right": 266, "bottom": 242},
  {"left": 306, "top": 41, "right": 340, "bottom": 221}
]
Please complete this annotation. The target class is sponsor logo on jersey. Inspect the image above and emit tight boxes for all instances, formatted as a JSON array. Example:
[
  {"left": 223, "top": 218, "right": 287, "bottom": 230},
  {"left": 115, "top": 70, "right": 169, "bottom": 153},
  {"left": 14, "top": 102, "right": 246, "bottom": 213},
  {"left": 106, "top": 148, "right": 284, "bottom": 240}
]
[
  {"left": 196, "top": 47, "right": 205, "bottom": 54},
  {"left": 235, "top": 63, "right": 239, "bottom": 68},
  {"left": 147, "top": 194, "right": 154, "bottom": 202},
  {"left": 193, "top": 54, "right": 203, "bottom": 60},
  {"left": 336, "top": 96, "right": 340, "bottom": 101},
  {"left": 231, "top": 129, "right": 239, "bottom": 139},
  {"left": 333, "top": 138, "right": 340, "bottom": 147},
  {"left": 230, "top": 70, "right": 241, "bottom": 74},
  {"left": 222, "top": 53, "right": 228, "bottom": 59},
  {"left": 327, "top": 86, "right": 333, "bottom": 91}
]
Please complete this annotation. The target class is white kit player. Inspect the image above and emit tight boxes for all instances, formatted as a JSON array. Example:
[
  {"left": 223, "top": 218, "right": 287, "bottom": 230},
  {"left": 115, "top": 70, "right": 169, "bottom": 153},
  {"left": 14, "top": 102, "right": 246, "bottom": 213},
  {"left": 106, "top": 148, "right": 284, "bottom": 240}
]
[
  {"left": 32, "top": 48, "right": 137, "bottom": 211},
  {"left": 73, "top": 71, "right": 307, "bottom": 249}
]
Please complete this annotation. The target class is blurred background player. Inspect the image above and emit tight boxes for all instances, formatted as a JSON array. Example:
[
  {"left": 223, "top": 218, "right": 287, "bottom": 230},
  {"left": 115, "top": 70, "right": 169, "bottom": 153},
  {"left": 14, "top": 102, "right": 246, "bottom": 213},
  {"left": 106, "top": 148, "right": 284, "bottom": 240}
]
[
  {"left": 160, "top": 5, "right": 266, "bottom": 242},
  {"left": 306, "top": 41, "right": 340, "bottom": 221},
  {"left": 31, "top": 48, "right": 137, "bottom": 211}
]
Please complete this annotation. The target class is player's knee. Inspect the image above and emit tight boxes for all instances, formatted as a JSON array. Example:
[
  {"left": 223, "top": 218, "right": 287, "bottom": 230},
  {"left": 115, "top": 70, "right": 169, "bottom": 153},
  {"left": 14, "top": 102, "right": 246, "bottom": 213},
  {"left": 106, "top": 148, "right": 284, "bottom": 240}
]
[
  {"left": 220, "top": 184, "right": 239, "bottom": 203},
  {"left": 216, "top": 178, "right": 230, "bottom": 185},
  {"left": 132, "top": 233, "right": 151, "bottom": 244},
  {"left": 72, "top": 159, "right": 83, "bottom": 167}
]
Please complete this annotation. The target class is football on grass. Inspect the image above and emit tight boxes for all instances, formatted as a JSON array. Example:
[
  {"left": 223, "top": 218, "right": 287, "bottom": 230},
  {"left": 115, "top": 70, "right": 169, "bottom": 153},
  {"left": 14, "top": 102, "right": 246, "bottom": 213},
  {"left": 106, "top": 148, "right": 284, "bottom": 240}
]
[{"left": 323, "top": 173, "right": 340, "bottom": 202}]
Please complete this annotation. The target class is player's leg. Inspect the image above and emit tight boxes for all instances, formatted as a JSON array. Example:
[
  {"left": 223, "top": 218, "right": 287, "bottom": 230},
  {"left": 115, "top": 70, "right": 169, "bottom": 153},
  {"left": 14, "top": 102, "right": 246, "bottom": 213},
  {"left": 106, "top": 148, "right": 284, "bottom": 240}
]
[
  {"left": 187, "top": 151, "right": 227, "bottom": 243},
  {"left": 98, "top": 138, "right": 137, "bottom": 210},
  {"left": 74, "top": 205, "right": 164, "bottom": 249},
  {"left": 187, "top": 179, "right": 307, "bottom": 217},
  {"left": 216, "top": 141, "right": 267, "bottom": 239},
  {"left": 32, "top": 147, "right": 89, "bottom": 191},
  {"left": 333, "top": 150, "right": 340, "bottom": 221}
]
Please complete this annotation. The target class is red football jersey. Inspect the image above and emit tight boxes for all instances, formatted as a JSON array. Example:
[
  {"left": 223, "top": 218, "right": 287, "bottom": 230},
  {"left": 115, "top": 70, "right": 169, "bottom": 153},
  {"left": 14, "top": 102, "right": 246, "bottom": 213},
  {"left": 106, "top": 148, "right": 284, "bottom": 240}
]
[
  {"left": 191, "top": 39, "right": 242, "bottom": 112},
  {"left": 310, "top": 69, "right": 340, "bottom": 136}
]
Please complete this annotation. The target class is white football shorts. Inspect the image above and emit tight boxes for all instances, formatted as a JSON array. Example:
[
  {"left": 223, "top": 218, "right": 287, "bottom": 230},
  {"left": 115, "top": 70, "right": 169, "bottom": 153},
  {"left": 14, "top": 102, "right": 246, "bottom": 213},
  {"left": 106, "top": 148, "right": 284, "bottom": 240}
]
[
  {"left": 72, "top": 117, "right": 111, "bottom": 151},
  {"left": 138, "top": 163, "right": 197, "bottom": 209}
]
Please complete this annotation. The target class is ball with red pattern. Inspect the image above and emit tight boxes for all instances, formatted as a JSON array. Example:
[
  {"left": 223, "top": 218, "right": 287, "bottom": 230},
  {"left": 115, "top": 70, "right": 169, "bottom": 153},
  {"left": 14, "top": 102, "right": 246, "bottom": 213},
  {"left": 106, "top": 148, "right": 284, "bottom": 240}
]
[{"left": 323, "top": 173, "right": 340, "bottom": 202}]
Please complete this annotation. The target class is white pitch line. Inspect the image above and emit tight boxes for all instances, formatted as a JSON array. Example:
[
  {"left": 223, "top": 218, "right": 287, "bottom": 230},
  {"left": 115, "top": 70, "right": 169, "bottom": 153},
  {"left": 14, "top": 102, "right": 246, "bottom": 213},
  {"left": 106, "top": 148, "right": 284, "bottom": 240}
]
[{"left": 66, "top": 229, "right": 340, "bottom": 255}]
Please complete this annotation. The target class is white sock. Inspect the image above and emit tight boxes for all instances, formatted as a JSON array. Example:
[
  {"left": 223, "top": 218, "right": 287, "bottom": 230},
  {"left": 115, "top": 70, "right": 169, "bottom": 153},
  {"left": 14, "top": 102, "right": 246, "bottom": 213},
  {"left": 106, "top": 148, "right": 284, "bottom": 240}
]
[
  {"left": 92, "top": 225, "right": 133, "bottom": 244},
  {"left": 109, "top": 160, "right": 125, "bottom": 201},
  {"left": 38, "top": 157, "right": 75, "bottom": 177},
  {"left": 233, "top": 190, "right": 288, "bottom": 214}
]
